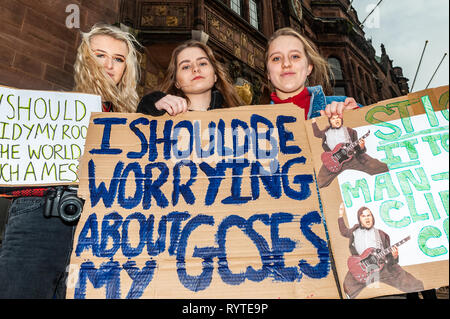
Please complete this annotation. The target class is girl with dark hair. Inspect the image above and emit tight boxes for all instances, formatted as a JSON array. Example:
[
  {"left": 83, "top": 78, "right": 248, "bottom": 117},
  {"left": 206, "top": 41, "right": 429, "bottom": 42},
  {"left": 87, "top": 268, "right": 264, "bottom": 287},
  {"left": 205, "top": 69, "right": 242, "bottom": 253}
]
[{"left": 137, "top": 40, "right": 243, "bottom": 116}]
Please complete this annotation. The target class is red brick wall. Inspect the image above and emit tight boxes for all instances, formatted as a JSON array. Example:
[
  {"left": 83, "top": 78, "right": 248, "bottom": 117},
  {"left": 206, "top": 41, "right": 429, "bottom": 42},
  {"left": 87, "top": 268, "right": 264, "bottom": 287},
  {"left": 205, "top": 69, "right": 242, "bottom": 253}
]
[{"left": 0, "top": 0, "right": 120, "bottom": 91}]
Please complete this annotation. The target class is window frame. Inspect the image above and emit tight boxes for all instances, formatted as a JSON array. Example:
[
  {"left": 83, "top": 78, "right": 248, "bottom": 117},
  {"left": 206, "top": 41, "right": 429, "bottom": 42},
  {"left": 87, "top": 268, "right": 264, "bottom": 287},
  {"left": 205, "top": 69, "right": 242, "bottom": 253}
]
[
  {"left": 230, "top": 0, "right": 242, "bottom": 16},
  {"left": 248, "top": 0, "right": 261, "bottom": 30},
  {"left": 328, "top": 56, "right": 344, "bottom": 81},
  {"left": 218, "top": 0, "right": 262, "bottom": 31}
]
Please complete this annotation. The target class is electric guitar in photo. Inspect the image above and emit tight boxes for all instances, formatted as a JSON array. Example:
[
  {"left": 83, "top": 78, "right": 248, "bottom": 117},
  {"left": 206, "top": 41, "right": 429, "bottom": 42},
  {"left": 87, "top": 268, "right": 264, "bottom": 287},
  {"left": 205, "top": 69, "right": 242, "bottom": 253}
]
[{"left": 321, "top": 130, "right": 370, "bottom": 173}]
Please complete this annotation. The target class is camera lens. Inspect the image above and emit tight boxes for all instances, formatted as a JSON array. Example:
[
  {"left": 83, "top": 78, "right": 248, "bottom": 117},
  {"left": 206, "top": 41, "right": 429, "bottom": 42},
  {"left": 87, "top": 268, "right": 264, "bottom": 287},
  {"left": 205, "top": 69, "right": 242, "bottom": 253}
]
[
  {"left": 65, "top": 204, "right": 78, "bottom": 215},
  {"left": 59, "top": 196, "right": 84, "bottom": 223}
]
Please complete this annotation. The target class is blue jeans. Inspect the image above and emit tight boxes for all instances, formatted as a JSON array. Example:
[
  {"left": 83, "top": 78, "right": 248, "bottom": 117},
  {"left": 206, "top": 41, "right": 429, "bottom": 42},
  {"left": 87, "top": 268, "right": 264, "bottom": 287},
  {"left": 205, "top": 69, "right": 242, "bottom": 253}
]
[{"left": 0, "top": 197, "right": 76, "bottom": 298}]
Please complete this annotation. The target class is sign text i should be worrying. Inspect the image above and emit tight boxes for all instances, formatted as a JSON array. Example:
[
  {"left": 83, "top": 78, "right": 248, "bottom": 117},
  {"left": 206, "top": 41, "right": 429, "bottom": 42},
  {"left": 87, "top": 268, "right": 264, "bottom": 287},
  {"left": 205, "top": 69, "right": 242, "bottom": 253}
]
[{"left": 70, "top": 106, "right": 338, "bottom": 299}]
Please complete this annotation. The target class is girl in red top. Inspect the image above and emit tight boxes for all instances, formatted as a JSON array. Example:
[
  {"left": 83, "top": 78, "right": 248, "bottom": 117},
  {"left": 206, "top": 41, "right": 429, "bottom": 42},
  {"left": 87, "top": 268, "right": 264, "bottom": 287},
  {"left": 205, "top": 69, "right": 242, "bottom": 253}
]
[{"left": 266, "top": 27, "right": 360, "bottom": 120}]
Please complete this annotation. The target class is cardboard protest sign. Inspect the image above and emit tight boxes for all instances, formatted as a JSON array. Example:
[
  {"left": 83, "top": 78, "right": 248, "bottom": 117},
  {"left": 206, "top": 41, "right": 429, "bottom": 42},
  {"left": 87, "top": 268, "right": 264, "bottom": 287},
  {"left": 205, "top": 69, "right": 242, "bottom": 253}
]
[
  {"left": 66, "top": 104, "right": 340, "bottom": 299},
  {"left": 0, "top": 86, "right": 102, "bottom": 186},
  {"left": 305, "top": 86, "right": 449, "bottom": 299}
]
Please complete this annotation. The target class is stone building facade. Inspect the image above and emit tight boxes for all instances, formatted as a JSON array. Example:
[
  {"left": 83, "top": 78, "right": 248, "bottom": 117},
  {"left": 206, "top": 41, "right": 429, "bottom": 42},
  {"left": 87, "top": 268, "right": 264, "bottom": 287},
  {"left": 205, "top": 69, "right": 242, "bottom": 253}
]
[
  {"left": 0, "top": 0, "right": 123, "bottom": 241},
  {"left": 0, "top": 0, "right": 408, "bottom": 103},
  {"left": 0, "top": 0, "right": 122, "bottom": 91},
  {"left": 118, "top": 0, "right": 409, "bottom": 105}
]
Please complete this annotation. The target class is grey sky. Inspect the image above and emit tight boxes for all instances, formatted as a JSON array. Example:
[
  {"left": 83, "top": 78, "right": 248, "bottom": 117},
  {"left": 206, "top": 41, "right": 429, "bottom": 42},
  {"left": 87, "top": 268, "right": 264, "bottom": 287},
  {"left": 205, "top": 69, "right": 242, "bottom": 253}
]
[{"left": 352, "top": 0, "right": 449, "bottom": 93}]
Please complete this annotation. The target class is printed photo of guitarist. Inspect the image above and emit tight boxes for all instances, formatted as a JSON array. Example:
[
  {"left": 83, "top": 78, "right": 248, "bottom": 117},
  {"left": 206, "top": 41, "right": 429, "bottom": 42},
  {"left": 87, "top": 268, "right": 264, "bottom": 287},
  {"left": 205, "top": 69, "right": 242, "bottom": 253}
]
[
  {"left": 311, "top": 115, "right": 389, "bottom": 188},
  {"left": 338, "top": 203, "right": 424, "bottom": 299}
]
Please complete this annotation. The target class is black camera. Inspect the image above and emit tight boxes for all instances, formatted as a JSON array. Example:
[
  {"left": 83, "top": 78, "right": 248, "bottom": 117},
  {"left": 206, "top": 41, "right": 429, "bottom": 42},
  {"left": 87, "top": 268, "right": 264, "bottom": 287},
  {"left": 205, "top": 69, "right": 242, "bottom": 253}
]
[{"left": 43, "top": 186, "right": 84, "bottom": 223}]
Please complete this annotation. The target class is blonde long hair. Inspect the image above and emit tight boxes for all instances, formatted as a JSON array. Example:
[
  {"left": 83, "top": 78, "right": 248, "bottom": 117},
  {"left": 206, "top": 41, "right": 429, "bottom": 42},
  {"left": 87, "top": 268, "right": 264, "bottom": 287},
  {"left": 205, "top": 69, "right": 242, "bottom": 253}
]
[
  {"left": 159, "top": 40, "right": 243, "bottom": 108},
  {"left": 266, "top": 27, "right": 333, "bottom": 94},
  {"left": 73, "top": 23, "right": 142, "bottom": 113}
]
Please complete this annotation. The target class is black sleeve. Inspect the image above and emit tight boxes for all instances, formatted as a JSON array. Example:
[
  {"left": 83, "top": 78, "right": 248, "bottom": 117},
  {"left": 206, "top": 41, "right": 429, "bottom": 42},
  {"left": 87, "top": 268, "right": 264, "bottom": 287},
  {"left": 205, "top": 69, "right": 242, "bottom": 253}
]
[
  {"left": 381, "top": 231, "right": 399, "bottom": 265},
  {"left": 349, "top": 127, "right": 366, "bottom": 154},
  {"left": 136, "top": 91, "right": 167, "bottom": 116}
]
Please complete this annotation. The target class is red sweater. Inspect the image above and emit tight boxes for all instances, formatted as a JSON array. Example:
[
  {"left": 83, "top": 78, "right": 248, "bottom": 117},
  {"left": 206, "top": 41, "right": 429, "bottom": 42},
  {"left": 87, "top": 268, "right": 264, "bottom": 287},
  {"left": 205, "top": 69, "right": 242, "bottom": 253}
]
[
  {"left": 270, "top": 87, "right": 311, "bottom": 120},
  {"left": 102, "top": 102, "right": 113, "bottom": 112}
]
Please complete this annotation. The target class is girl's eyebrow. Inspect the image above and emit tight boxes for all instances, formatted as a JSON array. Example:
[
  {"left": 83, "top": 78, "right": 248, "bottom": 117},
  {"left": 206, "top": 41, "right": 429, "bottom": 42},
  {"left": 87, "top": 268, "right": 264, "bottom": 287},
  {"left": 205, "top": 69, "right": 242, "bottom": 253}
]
[
  {"left": 268, "top": 51, "right": 281, "bottom": 59},
  {"left": 178, "top": 56, "right": 209, "bottom": 66},
  {"left": 269, "top": 49, "right": 303, "bottom": 58},
  {"left": 93, "top": 49, "right": 126, "bottom": 59}
]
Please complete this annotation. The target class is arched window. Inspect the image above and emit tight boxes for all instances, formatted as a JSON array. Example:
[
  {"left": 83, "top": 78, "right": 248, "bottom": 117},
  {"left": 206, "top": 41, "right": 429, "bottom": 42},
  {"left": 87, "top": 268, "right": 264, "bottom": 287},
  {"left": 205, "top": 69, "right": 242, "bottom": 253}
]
[
  {"left": 349, "top": 60, "right": 357, "bottom": 82},
  {"left": 357, "top": 66, "right": 364, "bottom": 86},
  {"left": 328, "top": 57, "right": 344, "bottom": 80},
  {"left": 360, "top": 92, "right": 366, "bottom": 105},
  {"left": 333, "top": 86, "right": 346, "bottom": 96},
  {"left": 390, "top": 87, "right": 397, "bottom": 98},
  {"left": 365, "top": 74, "right": 372, "bottom": 95}
]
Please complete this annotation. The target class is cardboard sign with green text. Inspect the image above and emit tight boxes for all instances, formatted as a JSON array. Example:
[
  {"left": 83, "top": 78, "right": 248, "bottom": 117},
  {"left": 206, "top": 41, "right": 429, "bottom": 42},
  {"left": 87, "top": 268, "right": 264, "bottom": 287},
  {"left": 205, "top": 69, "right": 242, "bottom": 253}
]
[{"left": 305, "top": 86, "right": 449, "bottom": 299}]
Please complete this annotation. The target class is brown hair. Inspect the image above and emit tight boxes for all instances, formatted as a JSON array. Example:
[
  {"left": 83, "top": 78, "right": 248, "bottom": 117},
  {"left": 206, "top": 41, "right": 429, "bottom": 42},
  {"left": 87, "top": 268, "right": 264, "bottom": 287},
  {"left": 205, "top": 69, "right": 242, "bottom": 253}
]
[
  {"left": 357, "top": 206, "right": 374, "bottom": 227},
  {"left": 265, "top": 27, "right": 333, "bottom": 94},
  {"left": 159, "top": 40, "right": 243, "bottom": 108}
]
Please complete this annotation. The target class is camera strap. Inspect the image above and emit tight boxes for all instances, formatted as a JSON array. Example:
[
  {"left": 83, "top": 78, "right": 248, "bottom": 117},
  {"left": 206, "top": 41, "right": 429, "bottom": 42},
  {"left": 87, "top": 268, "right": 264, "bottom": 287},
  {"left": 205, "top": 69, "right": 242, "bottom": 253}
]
[{"left": 0, "top": 187, "right": 49, "bottom": 198}]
